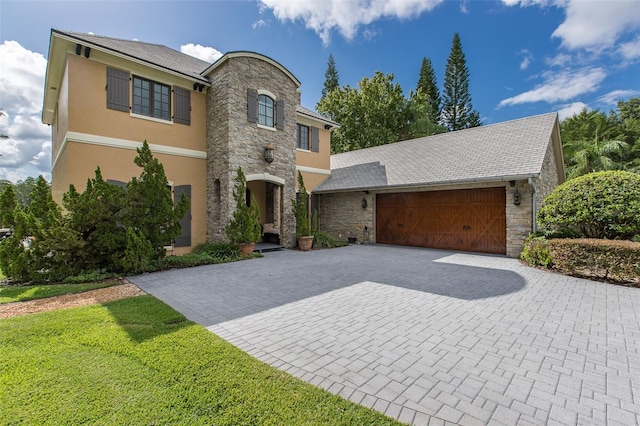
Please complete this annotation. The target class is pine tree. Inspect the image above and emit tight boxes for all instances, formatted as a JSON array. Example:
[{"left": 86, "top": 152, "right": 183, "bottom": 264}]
[
  {"left": 318, "top": 54, "right": 340, "bottom": 107},
  {"left": 225, "top": 166, "right": 261, "bottom": 245},
  {"left": 0, "top": 184, "right": 17, "bottom": 227},
  {"left": 417, "top": 57, "right": 441, "bottom": 126},
  {"left": 441, "top": 33, "right": 481, "bottom": 131},
  {"left": 126, "top": 140, "right": 189, "bottom": 259}
]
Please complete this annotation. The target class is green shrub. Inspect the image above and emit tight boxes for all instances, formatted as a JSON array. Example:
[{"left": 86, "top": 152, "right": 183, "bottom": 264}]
[
  {"left": 159, "top": 253, "right": 215, "bottom": 269},
  {"left": 225, "top": 167, "right": 262, "bottom": 245},
  {"left": 62, "top": 269, "right": 117, "bottom": 284},
  {"left": 194, "top": 242, "right": 241, "bottom": 260},
  {"left": 292, "top": 172, "right": 311, "bottom": 238},
  {"left": 520, "top": 235, "right": 553, "bottom": 268},
  {"left": 538, "top": 171, "right": 640, "bottom": 240},
  {"left": 313, "top": 232, "right": 349, "bottom": 249},
  {"left": 117, "top": 228, "right": 155, "bottom": 275},
  {"left": 547, "top": 239, "right": 639, "bottom": 285}
]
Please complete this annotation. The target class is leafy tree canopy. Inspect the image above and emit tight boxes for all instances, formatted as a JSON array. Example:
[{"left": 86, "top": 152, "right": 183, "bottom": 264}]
[
  {"left": 317, "top": 71, "right": 442, "bottom": 153},
  {"left": 560, "top": 98, "right": 639, "bottom": 177}
]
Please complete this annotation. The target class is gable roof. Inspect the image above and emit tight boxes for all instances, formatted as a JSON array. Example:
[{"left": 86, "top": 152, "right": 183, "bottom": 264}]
[
  {"left": 52, "top": 29, "right": 211, "bottom": 82},
  {"left": 314, "top": 113, "right": 564, "bottom": 193}
]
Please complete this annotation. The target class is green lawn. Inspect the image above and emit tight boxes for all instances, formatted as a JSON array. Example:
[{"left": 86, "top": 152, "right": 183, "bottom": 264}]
[
  {"left": 0, "top": 281, "right": 119, "bottom": 304},
  {"left": 0, "top": 294, "right": 402, "bottom": 425}
]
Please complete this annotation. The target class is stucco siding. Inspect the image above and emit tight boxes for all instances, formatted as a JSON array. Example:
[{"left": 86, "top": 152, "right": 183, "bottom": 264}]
[{"left": 52, "top": 142, "right": 206, "bottom": 255}]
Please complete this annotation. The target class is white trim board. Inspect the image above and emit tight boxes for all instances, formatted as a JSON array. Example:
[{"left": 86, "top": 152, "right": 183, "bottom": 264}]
[
  {"left": 296, "top": 165, "right": 331, "bottom": 175},
  {"left": 53, "top": 131, "right": 207, "bottom": 171}
]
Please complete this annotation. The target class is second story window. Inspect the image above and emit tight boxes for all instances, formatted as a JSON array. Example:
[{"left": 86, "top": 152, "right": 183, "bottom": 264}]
[
  {"left": 133, "top": 76, "right": 170, "bottom": 120},
  {"left": 297, "top": 124, "right": 309, "bottom": 150},
  {"left": 258, "top": 94, "right": 274, "bottom": 127}
]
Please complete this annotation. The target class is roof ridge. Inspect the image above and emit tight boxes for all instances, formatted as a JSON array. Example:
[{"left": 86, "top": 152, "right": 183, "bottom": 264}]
[
  {"left": 331, "top": 112, "right": 558, "bottom": 159},
  {"left": 54, "top": 29, "right": 169, "bottom": 50}
]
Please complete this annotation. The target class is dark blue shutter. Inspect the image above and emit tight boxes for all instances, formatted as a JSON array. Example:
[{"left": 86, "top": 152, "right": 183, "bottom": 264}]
[
  {"left": 174, "top": 185, "right": 191, "bottom": 247},
  {"left": 106, "top": 67, "right": 130, "bottom": 112},
  {"left": 311, "top": 127, "right": 320, "bottom": 152},
  {"left": 247, "top": 89, "right": 258, "bottom": 123},
  {"left": 276, "top": 99, "right": 285, "bottom": 130},
  {"left": 173, "top": 87, "right": 191, "bottom": 125}
]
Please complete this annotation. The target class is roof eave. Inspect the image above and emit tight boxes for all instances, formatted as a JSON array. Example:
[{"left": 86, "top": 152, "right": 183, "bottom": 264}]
[
  {"left": 313, "top": 173, "right": 540, "bottom": 194},
  {"left": 53, "top": 30, "right": 211, "bottom": 84},
  {"left": 202, "top": 51, "right": 301, "bottom": 87}
]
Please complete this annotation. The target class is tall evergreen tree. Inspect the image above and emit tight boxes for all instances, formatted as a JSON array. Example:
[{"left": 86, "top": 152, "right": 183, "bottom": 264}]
[
  {"left": 318, "top": 54, "right": 340, "bottom": 107},
  {"left": 417, "top": 57, "right": 441, "bottom": 126},
  {"left": 441, "top": 33, "right": 481, "bottom": 131}
]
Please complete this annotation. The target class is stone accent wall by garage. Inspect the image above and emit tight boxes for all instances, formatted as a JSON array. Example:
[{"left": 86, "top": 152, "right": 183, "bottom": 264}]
[
  {"left": 204, "top": 56, "right": 299, "bottom": 247},
  {"left": 318, "top": 192, "right": 375, "bottom": 244},
  {"left": 505, "top": 181, "right": 533, "bottom": 258},
  {"left": 534, "top": 139, "right": 561, "bottom": 212}
]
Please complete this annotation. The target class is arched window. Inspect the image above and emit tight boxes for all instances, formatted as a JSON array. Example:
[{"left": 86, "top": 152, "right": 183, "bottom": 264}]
[{"left": 258, "top": 94, "right": 274, "bottom": 127}]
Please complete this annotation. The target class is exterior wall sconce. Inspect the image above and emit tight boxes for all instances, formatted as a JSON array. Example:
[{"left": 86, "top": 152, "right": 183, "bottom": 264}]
[
  {"left": 264, "top": 143, "right": 274, "bottom": 163},
  {"left": 361, "top": 198, "right": 368, "bottom": 209},
  {"left": 513, "top": 189, "right": 521, "bottom": 206}
]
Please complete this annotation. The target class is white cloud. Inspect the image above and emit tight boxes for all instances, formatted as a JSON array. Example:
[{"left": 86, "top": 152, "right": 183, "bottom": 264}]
[
  {"left": 619, "top": 35, "right": 640, "bottom": 61},
  {"left": 552, "top": 0, "right": 640, "bottom": 52},
  {"left": 498, "top": 67, "right": 606, "bottom": 107},
  {"left": 179, "top": 43, "right": 223, "bottom": 63},
  {"left": 252, "top": 19, "right": 267, "bottom": 30},
  {"left": 504, "top": 0, "right": 640, "bottom": 53},
  {"left": 259, "top": 0, "right": 443, "bottom": 45},
  {"left": 597, "top": 89, "right": 640, "bottom": 105},
  {"left": 0, "top": 41, "right": 51, "bottom": 182},
  {"left": 519, "top": 49, "right": 533, "bottom": 70},
  {"left": 557, "top": 101, "right": 588, "bottom": 120},
  {"left": 545, "top": 53, "right": 572, "bottom": 67}
]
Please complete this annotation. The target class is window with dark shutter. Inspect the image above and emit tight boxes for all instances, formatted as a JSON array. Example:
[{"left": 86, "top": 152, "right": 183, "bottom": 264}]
[
  {"left": 311, "top": 127, "right": 320, "bottom": 152},
  {"left": 247, "top": 89, "right": 258, "bottom": 123},
  {"left": 174, "top": 185, "right": 191, "bottom": 247},
  {"left": 106, "top": 67, "right": 130, "bottom": 112},
  {"left": 173, "top": 87, "right": 191, "bottom": 125},
  {"left": 276, "top": 100, "right": 285, "bottom": 130},
  {"left": 297, "top": 124, "right": 309, "bottom": 150}
]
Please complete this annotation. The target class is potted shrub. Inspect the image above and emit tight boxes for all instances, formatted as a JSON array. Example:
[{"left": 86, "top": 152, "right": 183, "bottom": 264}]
[
  {"left": 225, "top": 167, "right": 262, "bottom": 255},
  {"left": 292, "top": 172, "right": 314, "bottom": 251}
]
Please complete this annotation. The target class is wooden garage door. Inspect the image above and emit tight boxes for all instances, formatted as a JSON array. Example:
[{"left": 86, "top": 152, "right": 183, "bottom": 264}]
[{"left": 376, "top": 188, "right": 506, "bottom": 254}]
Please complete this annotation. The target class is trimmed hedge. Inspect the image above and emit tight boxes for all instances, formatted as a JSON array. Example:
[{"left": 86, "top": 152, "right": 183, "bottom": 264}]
[
  {"left": 537, "top": 171, "right": 640, "bottom": 240},
  {"left": 521, "top": 236, "right": 640, "bottom": 285}
]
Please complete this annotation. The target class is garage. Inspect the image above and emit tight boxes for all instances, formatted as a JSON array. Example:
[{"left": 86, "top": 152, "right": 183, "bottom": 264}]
[
  {"left": 376, "top": 188, "right": 506, "bottom": 254},
  {"left": 314, "top": 114, "right": 565, "bottom": 257}
]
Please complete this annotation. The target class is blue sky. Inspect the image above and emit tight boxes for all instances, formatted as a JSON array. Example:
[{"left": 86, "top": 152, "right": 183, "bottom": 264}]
[{"left": 1, "top": 0, "right": 639, "bottom": 181}]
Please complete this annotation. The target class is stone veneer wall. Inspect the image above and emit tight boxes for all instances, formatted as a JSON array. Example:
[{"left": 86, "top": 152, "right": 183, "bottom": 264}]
[
  {"left": 320, "top": 182, "right": 538, "bottom": 258},
  {"left": 505, "top": 181, "right": 533, "bottom": 258},
  {"left": 533, "top": 139, "right": 561, "bottom": 213},
  {"left": 318, "top": 192, "right": 375, "bottom": 244},
  {"left": 205, "top": 56, "right": 299, "bottom": 247}
]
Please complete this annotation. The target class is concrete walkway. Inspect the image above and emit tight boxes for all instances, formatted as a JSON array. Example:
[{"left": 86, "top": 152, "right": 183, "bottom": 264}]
[{"left": 129, "top": 245, "right": 640, "bottom": 425}]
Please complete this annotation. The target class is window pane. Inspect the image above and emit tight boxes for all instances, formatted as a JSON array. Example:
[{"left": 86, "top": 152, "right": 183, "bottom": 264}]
[
  {"left": 258, "top": 94, "right": 274, "bottom": 127},
  {"left": 297, "top": 124, "right": 309, "bottom": 150}
]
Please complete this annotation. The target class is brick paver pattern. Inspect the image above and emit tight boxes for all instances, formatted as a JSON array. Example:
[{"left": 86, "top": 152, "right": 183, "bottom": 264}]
[{"left": 132, "top": 247, "right": 640, "bottom": 425}]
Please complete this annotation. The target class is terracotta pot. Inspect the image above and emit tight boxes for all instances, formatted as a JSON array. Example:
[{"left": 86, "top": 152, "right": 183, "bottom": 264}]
[
  {"left": 237, "top": 243, "right": 255, "bottom": 255},
  {"left": 297, "top": 236, "right": 314, "bottom": 251}
]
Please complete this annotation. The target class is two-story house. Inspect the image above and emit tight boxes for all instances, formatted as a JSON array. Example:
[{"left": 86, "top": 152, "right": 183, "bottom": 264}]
[{"left": 42, "top": 29, "right": 337, "bottom": 253}]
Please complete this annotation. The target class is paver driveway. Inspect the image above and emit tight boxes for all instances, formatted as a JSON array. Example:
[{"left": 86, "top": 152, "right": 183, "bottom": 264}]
[{"left": 129, "top": 245, "right": 640, "bottom": 425}]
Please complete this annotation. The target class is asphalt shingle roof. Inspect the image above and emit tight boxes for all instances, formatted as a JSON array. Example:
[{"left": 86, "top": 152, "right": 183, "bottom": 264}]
[
  {"left": 55, "top": 30, "right": 211, "bottom": 82},
  {"left": 296, "top": 106, "right": 340, "bottom": 127},
  {"left": 315, "top": 113, "right": 559, "bottom": 193}
]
